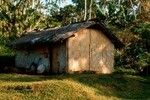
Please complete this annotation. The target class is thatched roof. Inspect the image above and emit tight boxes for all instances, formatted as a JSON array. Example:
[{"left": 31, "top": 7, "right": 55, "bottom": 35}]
[{"left": 11, "top": 20, "right": 124, "bottom": 49}]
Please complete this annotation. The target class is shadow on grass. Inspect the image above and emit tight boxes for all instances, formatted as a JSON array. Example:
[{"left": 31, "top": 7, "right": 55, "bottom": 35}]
[
  {"left": 0, "top": 73, "right": 150, "bottom": 99},
  {"left": 71, "top": 73, "right": 150, "bottom": 99}
]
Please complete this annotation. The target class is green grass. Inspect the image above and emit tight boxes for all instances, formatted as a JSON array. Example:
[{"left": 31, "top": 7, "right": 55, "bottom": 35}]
[{"left": 0, "top": 73, "right": 150, "bottom": 100}]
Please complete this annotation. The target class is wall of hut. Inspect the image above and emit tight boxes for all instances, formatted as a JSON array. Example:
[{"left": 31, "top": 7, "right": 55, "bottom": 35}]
[
  {"left": 67, "top": 28, "right": 114, "bottom": 74},
  {"left": 89, "top": 29, "right": 114, "bottom": 73},
  {"left": 15, "top": 46, "right": 50, "bottom": 73},
  {"left": 67, "top": 29, "right": 90, "bottom": 72}
]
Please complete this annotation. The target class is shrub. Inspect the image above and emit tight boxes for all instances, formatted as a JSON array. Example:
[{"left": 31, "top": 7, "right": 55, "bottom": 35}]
[
  {"left": 115, "top": 22, "right": 150, "bottom": 72},
  {"left": 0, "top": 35, "right": 14, "bottom": 56}
]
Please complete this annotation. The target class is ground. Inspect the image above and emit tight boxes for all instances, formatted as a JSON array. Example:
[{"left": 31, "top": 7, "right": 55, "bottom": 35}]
[{"left": 0, "top": 73, "right": 150, "bottom": 100}]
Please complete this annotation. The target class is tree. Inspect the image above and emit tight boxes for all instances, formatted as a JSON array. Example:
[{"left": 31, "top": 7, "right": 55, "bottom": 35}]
[
  {"left": 0, "top": 0, "right": 60, "bottom": 38},
  {"left": 84, "top": 0, "right": 87, "bottom": 20},
  {"left": 89, "top": 0, "right": 93, "bottom": 19},
  {"left": 96, "top": 0, "right": 141, "bottom": 27}
]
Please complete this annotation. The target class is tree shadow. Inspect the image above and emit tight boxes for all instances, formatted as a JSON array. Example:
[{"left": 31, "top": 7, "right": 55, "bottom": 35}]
[
  {"left": 68, "top": 73, "right": 150, "bottom": 99},
  {"left": 0, "top": 74, "right": 50, "bottom": 82}
]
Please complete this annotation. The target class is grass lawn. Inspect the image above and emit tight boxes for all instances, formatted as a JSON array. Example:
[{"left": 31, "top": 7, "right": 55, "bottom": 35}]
[{"left": 0, "top": 73, "right": 150, "bottom": 100}]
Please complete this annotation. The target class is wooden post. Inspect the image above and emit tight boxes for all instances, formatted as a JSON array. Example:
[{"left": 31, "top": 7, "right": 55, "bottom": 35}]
[
  {"left": 89, "top": 30, "right": 91, "bottom": 71},
  {"left": 48, "top": 44, "right": 53, "bottom": 73}
]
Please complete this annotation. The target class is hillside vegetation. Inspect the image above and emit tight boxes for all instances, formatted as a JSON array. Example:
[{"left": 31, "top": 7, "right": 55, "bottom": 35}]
[{"left": 0, "top": 73, "right": 150, "bottom": 100}]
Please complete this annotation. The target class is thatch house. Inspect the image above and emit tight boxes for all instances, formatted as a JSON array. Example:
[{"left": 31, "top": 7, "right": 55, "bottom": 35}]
[{"left": 11, "top": 21, "right": 124, "bottom": 74}]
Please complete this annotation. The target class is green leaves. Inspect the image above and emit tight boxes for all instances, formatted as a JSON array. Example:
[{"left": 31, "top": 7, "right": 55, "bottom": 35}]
[
  {"left": 132, "top": 23, "right": 150, "bottom": 40},
  {"left": 138, "top": 52, "right": 150, "bottom": 67},
  {"left": 0, "top": 0, "right": 58, "bottom": 37},
  {"left": 95, "top": 0, "right": 141, "bottom": 27},
  {"left": 0, "top": 10, "right": 10, "bottom": 21}
]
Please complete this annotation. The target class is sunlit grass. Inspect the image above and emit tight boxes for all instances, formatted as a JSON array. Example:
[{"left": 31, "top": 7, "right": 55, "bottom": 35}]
[{"left": 0, "top": 73, "right": 149, "bottom": 100}]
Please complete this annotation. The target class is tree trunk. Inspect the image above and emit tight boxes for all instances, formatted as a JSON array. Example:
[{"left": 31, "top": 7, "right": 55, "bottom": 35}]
[
  {"left": 84, "top": 0, "right": 87, "bottom": 20},
  {"left": 32, "top": 0, "right": 35, "bottom": 8},
  {"left": 89, "top": 0, "right": 93, "bottom": 20}
]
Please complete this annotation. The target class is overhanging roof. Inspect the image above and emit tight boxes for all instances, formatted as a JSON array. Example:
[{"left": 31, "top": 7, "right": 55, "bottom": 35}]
[{"left": 11, "top": 21, "right": 124, "bottom": 49}]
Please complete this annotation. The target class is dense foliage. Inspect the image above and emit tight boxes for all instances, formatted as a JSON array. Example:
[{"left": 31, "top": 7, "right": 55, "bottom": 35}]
[{"left": 115, "top": 22, "right": 150, "bottom": 70}]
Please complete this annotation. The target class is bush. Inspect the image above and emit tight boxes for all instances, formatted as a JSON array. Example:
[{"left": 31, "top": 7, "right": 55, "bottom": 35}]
[
  {"left": 115, "top": 22, "right": 150, "bottom": 72},
  {"left": 0, "top": 35, "right": 14, "bottom": 56}
]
